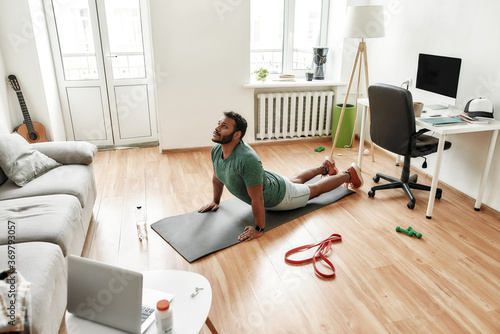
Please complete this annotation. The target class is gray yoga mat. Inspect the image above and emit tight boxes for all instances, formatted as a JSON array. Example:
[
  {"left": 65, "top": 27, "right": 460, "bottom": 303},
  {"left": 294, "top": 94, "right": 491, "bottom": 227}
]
[{"left": 152, "top": 185, "right": 354, "bottom": 263}]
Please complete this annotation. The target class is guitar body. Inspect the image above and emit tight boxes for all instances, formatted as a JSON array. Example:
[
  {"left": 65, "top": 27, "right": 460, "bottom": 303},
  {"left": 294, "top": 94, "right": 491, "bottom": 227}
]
[
  {"left": 8, "top": 74, "right": 49, "bottom": 144},
  {"left": 15, "top": 122, "right": 48, "bottom": 143}
]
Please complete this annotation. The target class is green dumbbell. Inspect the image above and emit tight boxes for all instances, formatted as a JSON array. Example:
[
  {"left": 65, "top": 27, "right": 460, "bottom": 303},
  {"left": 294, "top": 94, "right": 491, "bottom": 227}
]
[
  {"left": 396, "top": 226, "right": 414, "bottom": 236},
  {"left": 407, "top": 226, "right": 422, "bottom": 239},
  {"left": 314, "top": 146, "right": 325, "bottom": 152}
]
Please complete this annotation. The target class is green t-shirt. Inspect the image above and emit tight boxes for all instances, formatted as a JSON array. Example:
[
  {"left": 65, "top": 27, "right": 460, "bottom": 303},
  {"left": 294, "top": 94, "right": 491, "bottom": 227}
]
[{"left": 211, "top": 141, "right": 286, "bottom": 207}]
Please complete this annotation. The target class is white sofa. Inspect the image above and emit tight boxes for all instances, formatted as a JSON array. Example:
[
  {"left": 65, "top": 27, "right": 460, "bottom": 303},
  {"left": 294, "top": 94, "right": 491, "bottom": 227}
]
[{"left": 0, "top": 135, "right": 97, "bottom": 333}]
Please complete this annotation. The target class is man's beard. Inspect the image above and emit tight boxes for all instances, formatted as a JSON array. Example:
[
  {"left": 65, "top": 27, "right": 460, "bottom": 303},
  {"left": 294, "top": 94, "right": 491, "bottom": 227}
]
[{"left": 212, "top": 130, "right": 235, "bottom": 144}]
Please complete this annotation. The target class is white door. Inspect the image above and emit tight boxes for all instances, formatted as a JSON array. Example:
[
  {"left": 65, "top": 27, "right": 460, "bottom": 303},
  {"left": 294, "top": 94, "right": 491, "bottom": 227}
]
[{"left": 45, "top": 0, "right": 158, "bottom": 147}]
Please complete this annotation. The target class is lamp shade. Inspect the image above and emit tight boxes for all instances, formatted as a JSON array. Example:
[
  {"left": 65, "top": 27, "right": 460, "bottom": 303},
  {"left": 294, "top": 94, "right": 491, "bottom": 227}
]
[{"left": 344, "top": 5, "right": 385, "bottom": 38}]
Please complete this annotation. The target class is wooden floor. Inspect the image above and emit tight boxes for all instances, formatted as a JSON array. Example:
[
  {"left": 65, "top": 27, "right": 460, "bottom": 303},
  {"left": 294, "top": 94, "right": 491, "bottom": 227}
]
[{"left": 83, "top": 138, "right": 500, "bottom": 334}]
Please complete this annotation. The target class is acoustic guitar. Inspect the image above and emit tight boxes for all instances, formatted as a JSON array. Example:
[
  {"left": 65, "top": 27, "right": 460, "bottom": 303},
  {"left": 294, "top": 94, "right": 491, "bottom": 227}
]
[{"left": 8, "top": 74, "right": 48, "bottom": 143}]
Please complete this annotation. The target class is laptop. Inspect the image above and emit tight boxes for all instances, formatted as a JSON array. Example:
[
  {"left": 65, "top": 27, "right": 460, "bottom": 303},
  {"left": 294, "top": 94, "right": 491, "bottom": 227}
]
[{"left": 67, "top": 255, "right": 173, "bottom": 333}]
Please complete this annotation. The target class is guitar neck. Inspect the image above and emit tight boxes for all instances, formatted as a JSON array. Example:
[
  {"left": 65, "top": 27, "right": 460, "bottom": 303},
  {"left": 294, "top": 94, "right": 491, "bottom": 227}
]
[{"left": 15, "top": 91, "right": 35, "bottom": 134}]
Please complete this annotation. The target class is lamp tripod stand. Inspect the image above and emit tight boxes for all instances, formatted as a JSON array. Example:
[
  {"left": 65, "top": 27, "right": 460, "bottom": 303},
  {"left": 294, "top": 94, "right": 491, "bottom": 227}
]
[{"left": 329, "top": 39, "right": 375, "bottom": 163}]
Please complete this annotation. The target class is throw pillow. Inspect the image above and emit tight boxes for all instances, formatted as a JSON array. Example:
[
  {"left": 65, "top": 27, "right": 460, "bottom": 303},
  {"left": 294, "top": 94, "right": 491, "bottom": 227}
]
[
  {"left": 0, "top": 133, "right": 61, "bottom": 186},
  {"left": 31, "top": 141, "right": 98, "bottom": 165}
]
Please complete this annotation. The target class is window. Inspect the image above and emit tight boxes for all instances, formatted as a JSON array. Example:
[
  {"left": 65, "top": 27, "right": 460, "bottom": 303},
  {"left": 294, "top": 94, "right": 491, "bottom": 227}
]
[
  {"left": 250, "top": 0, "right": 329, "bottom": 75},
  {"left": 53, "top": 0, "right": 99, "bottom": 80}
]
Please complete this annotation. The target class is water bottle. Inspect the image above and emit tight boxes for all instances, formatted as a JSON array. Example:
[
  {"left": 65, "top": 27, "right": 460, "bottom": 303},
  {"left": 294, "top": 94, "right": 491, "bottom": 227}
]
[
  {"left": 135, "top": 206, "right": 148, "bottom": 241},
  {"left": 155, "top": 299, "right": 173, "bottom": 334}
]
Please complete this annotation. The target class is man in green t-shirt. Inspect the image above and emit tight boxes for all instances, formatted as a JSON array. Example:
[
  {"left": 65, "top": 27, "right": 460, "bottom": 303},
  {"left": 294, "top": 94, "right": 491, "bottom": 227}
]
[{"left": 199, "top": 111, "right": 363, "bottom": 241}]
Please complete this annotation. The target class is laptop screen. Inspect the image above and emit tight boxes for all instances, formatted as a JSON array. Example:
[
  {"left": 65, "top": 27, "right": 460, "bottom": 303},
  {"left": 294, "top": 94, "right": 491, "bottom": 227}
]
[{"left": 67, "top": 255, "right": 143, "bottom": 333}]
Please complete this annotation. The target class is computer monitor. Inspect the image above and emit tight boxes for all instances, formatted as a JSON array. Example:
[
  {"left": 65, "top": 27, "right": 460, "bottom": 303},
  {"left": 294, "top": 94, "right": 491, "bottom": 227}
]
[{"left": 414, "top": 53, "right": 462, "bottom": 109}]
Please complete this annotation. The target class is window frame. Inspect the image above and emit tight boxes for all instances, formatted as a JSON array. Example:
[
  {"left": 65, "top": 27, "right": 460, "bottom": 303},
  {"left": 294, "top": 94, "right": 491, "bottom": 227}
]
[{"left": 251, "top": 0, "right": 330, "bottom": 76}]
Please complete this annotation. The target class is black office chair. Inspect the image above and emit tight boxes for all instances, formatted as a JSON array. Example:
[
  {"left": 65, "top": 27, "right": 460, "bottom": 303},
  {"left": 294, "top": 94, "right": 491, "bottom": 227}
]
[{"left": 367, "top": 83, "right": 452, "bottom": 209}]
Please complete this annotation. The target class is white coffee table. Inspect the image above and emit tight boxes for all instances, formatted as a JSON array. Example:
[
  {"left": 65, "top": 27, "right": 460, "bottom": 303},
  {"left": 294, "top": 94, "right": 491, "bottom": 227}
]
[{"left": 65, "top": 270, "right": 215, "bottom": 334}]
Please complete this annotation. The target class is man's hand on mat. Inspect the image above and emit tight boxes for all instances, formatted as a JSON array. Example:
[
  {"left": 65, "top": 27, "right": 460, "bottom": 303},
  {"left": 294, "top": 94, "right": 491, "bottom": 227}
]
[
  {"left": 198, "top": 201, "right": 220, "bottom": 213},
  {"left": 238, "top": 226, "right": 264, "bottom": 241}
]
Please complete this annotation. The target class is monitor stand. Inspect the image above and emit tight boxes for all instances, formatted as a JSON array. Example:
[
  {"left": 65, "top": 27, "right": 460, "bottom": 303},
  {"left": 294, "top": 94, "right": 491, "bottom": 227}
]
[{"left": 425, "top": 103, "right": 450, "bottom": 110}]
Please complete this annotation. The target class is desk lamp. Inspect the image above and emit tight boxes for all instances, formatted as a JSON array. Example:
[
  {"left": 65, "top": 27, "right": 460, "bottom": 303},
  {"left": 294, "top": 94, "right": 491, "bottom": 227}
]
[{"left": 330, "top": 5, "right": 385, "bottom": 160}]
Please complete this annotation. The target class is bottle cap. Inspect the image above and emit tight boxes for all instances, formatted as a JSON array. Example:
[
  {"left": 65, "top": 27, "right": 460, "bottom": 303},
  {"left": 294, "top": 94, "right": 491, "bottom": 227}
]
[{"left": 156, "top": 299, "right": 170, "bottom": 311}]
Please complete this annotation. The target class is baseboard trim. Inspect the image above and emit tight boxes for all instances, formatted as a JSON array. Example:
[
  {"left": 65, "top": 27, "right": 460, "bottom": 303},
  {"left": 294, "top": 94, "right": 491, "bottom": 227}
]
[{"left": 161, "top": 136, "right": 333, "bottom": 154}]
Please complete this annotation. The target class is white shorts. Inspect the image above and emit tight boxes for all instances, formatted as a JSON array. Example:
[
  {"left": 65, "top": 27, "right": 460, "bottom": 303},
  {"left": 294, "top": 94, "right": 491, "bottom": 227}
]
[{"left": 266, "top": 178, "right": 310, "bottom": 211}]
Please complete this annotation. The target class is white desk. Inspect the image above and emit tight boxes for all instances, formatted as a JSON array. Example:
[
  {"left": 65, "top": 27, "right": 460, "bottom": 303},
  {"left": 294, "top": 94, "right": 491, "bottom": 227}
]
[
  {"left": 66, "top": 270, "right": 214, "bottom": 334},
  {"left": 357, "top": 98, "right": 500, "bottom": 218}
]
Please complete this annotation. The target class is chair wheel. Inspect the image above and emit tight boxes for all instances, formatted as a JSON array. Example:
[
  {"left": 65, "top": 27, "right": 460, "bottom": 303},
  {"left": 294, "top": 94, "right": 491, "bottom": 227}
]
[
  {"left": 368, "top": 190, "right": 375, "bottom": 197},
  {"left": 373, "top": 176, "right": 380, "bottom": 183},
  {"left": 435, "top": 189, "right": 442, "bottom": 199},
  {"left": 407, "top": 201, "right": 415, "bottom": 209},
  {"left": 412, "top": 176, "right": 418, "bottom": 183}
]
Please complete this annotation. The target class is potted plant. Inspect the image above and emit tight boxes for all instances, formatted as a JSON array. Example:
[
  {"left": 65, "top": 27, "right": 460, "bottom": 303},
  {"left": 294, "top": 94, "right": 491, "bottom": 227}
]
[
  {"left": 305, "top": 67, "right": 314, "bottom": 81},
  {"left": 254, "top": 67, "right": 269, "bottom": 81}
]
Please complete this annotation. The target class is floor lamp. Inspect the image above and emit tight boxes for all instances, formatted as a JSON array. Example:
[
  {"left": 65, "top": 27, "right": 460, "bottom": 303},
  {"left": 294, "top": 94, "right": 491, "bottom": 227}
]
[{"left": 329, "top": 5, "right": 385, "bottom": 162}]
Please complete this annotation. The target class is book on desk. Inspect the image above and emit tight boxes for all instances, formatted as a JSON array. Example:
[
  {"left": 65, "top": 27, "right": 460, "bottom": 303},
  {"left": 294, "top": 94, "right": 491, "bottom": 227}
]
[
  {"left": 421, "top": 116, "right": 468, "bottom": 126},
  {"left": 455, "top": 113, "right": 491, "bottom": 124}
]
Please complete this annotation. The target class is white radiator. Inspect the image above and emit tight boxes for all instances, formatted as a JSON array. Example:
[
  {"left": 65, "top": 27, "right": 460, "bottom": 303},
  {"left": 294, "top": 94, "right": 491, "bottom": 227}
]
[{"left": 256, "top": 91, "right": 334, "bottom": 140}]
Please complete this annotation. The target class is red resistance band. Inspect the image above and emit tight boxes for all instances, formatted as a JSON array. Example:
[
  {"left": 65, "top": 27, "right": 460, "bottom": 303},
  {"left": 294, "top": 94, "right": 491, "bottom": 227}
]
[{"left": 284, "top": 233, "right": 342, "bottom": 279}]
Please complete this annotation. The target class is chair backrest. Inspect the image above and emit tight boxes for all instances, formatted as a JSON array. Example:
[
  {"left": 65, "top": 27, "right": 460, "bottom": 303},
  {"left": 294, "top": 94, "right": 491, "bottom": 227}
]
[{"left": 368, "top": 83, "right": 416, "bottom": 156}]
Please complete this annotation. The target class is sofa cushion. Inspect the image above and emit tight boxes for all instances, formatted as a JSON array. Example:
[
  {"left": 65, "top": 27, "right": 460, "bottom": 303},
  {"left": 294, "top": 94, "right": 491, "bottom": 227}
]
[
  {"left": 0, "top": 133, "right": 60, "bottom": 186},
  {"left": 31, "top": 141, "right": 97, "bottom": 165},
  {"left": 0, "top": 242, "right": 67, "bottom": 334},
  {"left": 0, "top": 168, "right": 6, "bottom": 186},
  {"left": 0, "top": 195, "right": 84, "bottom": 256},
  {"left": 0, "top": 164, "right": 95, "bottom": 208}
]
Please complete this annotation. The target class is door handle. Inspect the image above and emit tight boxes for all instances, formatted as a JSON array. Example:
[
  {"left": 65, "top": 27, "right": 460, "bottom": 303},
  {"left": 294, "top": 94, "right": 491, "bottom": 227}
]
[{"left": 106, "top": 55, "right": 118, "bottom": 58}]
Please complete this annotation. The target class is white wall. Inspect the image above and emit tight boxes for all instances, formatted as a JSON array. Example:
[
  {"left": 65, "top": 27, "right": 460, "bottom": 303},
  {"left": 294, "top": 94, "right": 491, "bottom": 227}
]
[
  {"left": 149, "top": 0, "right": 254, "bottom": 150},
  {"left": 0, "top": 48, "right": 12, "bottom": 134},
  {"left": 347, "top": 0, "right": 500, "bottom": 210},
  {"left": 27, "top": 0, "right": 66, "bottom": 141},
  {"left": 0, "top": 0, "right": 65, "bottom": 141},
  {"left": 326, "top": 0, "right": 347, "bottom": 83},
  {"left": 148, "top": 0, "right": 349, "bottom": 150}
]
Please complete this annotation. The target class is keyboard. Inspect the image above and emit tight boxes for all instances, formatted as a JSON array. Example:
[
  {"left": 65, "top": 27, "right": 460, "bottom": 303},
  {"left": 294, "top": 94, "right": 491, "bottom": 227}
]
[{"left": 141, "top": 305, "right": 155, "bottom": 324}]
